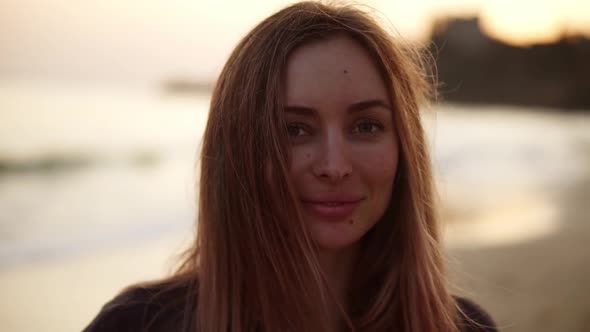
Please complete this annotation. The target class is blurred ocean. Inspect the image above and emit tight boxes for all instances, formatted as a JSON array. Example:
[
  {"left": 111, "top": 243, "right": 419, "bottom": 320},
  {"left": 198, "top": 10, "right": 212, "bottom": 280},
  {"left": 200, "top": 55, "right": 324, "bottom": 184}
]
[
  {"left": 0, "top": 79, "right": 207, "bottom": 268},
  {"left": 1, "top": 78, "right": 590, "bottom": 268}
]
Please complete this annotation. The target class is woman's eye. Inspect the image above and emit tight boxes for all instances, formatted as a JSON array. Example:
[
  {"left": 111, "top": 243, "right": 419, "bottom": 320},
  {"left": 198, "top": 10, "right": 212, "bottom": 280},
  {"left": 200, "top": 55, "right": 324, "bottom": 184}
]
[
  {"left": 286, "top": 123, "right": 308, "bottom": 137},
  {"left": 353, "top": 120, "right": 383, "bottom": 134}
]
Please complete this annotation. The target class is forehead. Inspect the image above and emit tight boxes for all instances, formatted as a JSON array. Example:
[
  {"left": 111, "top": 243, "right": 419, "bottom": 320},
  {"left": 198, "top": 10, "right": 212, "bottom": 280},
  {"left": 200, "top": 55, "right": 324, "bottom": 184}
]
[{"left": 284, "top": 34, "right": 389, "bottom": 107}]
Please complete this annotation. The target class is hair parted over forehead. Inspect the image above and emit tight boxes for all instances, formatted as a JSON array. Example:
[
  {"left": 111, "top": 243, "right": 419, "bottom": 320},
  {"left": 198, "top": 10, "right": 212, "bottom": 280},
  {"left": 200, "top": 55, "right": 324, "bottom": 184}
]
[{"left": 178, "top": 1, "right": 461, "bottom": 331}]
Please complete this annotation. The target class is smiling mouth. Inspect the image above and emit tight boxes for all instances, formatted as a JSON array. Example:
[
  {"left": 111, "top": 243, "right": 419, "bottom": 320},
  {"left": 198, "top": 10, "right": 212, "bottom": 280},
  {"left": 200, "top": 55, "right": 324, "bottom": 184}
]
[
  {"left": 301, "top": 199, "right": 363, "bottom": 220},
  {"left": 318, "top": 202, "right": 349, "bottom": 206}
]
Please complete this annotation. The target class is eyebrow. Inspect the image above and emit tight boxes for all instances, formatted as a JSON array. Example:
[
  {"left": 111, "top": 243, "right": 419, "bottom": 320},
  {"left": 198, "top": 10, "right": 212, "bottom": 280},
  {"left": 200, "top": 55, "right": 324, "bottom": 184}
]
[{"left": 284, "top": 99, "right": 391, "bottom": 115}]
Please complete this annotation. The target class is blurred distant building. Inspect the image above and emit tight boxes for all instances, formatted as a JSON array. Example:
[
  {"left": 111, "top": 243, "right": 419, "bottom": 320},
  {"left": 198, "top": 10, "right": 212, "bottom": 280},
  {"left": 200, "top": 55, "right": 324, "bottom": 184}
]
[{"left": 429, "top": 17, "right": 590, "bottom": 110}]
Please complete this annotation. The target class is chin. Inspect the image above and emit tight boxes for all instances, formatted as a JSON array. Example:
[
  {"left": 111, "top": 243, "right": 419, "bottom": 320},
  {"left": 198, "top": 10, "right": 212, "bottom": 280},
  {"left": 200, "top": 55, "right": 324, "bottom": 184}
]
[{"left": 307, "top": 220, "right": 368, "bottom": 251}]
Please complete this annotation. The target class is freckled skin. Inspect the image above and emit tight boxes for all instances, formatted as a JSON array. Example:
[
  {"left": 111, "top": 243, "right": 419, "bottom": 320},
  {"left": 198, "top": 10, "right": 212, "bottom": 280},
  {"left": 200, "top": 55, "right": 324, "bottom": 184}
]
[{"left": 285, "top": 35, "right": 399, "bottom": 250}]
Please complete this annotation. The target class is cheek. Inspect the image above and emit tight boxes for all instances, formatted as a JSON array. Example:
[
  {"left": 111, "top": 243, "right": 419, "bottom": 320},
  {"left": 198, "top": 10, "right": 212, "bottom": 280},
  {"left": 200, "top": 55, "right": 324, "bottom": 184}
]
[
  {"left": 362, "top": 147, "right": 398, "bottom": 183},
  {"left": 289, "top": 146, "right": 315, "bottom": 181},
  {"left": 358, "top": 147, "right": 398, "bottom": 211},
  {"left": 382, "top": 154, "right": 398, "bottom": 180}
]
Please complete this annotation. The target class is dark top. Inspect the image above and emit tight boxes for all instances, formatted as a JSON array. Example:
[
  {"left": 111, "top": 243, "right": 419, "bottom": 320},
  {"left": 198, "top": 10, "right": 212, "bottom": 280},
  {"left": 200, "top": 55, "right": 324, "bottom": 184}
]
[{"left": 84, "top": 280, "right": 497, "bottom": 332}]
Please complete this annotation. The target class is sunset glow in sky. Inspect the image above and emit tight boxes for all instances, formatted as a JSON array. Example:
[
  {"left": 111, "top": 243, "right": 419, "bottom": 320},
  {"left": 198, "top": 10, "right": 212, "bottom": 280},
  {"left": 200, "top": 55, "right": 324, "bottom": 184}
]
[{"left": 1, "top": 0, "right": 589, "bottom": 83}]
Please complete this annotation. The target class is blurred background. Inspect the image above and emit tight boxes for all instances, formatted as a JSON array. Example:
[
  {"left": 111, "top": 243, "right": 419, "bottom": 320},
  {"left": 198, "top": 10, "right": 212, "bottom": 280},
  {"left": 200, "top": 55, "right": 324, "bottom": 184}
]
[{"left": 1, "top": 0, "right": 589, "bottom": 331}]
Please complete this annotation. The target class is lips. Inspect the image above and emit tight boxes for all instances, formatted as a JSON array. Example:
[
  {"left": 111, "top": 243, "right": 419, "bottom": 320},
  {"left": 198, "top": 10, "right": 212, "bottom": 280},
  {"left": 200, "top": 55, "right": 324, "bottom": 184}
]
[{"left": 301, "top": 196, "right": 363, "bottom": 220}]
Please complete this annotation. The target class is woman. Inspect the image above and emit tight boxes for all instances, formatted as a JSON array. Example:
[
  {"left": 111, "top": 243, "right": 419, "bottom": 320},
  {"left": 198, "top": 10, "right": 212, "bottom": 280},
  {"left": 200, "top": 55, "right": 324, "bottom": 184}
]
[{"left": 85, "top": 2, "right": 497, "bottom": 331}]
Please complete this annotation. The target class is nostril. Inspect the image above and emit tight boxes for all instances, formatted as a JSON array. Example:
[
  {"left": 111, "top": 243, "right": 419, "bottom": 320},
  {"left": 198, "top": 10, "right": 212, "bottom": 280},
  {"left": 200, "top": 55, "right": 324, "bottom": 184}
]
[
  {"left": 316, "top": 167, "right": 352, "bottom": 182},
  {"left": 311, "top": 141, "right": 353, "bottom": 181}
]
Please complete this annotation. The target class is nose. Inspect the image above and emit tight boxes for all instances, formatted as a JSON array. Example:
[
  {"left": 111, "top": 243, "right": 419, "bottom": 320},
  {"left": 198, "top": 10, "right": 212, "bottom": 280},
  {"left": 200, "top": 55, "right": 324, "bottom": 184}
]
[{"left": 312, "top": 132, "right": 352, "bottom": 182}]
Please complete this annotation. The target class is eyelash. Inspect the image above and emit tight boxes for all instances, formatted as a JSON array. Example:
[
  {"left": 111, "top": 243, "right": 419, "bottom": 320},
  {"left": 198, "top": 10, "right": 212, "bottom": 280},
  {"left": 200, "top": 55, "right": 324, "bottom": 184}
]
[
  {"left": 286, "top": 119, "right": 385, "bottom": 137},
  {"left": 286, "top": 122, "right": 311, "bottom": 137},
  {"left": 352, "top": 119, "right": 384, "bottom": 134}
]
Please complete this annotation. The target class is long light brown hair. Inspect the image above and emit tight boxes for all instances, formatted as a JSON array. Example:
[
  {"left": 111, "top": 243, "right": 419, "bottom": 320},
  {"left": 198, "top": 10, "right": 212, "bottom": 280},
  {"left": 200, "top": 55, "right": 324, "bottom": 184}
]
[{"left": 174, "top": 1, "right": 459, "bottom": 331}]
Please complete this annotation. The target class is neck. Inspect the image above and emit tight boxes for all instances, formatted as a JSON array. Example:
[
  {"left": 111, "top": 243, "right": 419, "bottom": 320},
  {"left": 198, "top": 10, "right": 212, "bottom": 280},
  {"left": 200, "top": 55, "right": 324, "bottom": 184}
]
[{"left": 317, "top": 242, "right": 361, "bottom": 331}]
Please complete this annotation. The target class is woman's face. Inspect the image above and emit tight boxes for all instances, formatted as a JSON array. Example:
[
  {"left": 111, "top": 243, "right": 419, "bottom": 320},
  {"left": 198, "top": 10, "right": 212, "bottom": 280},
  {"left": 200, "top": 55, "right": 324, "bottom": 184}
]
[{"left": 284, "top": 35, "right": 399, "bottom": 251}]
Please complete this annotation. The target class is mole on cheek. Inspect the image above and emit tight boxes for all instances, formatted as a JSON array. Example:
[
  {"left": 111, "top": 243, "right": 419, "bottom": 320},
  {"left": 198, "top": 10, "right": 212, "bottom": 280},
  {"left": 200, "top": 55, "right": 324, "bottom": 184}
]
[
  {"left": 348, "top": 219, "right": 354, "bottom": 225},
  {"left": 343, "top": 69, "right": 348, "bottom": 74}
]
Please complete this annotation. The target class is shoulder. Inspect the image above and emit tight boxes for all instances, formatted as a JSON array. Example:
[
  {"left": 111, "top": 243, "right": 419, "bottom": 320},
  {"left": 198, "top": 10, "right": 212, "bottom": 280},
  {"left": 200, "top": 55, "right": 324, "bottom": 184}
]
[
  {"left": 455, "top": 297, "right": 498, "bottom": 332},
  {"left": 83, "top": 276, "right": 197, "bottom": 332}
]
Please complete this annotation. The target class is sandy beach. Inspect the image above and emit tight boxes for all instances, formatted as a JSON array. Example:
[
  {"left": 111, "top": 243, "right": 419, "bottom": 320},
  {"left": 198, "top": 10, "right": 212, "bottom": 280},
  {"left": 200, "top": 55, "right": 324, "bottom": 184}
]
[
  {"left": 0, "top": 233, "right": 191, "bottom": 332},
  {"left": 447, "top": 173, "right": 590, "bottom": 332}
]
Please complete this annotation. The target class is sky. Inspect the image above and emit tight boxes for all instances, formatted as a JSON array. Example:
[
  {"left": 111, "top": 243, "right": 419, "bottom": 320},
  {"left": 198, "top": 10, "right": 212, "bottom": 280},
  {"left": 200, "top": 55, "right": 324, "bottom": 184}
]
[{"left": 1, "top": 0, "right": 589, "bottom": 84}]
